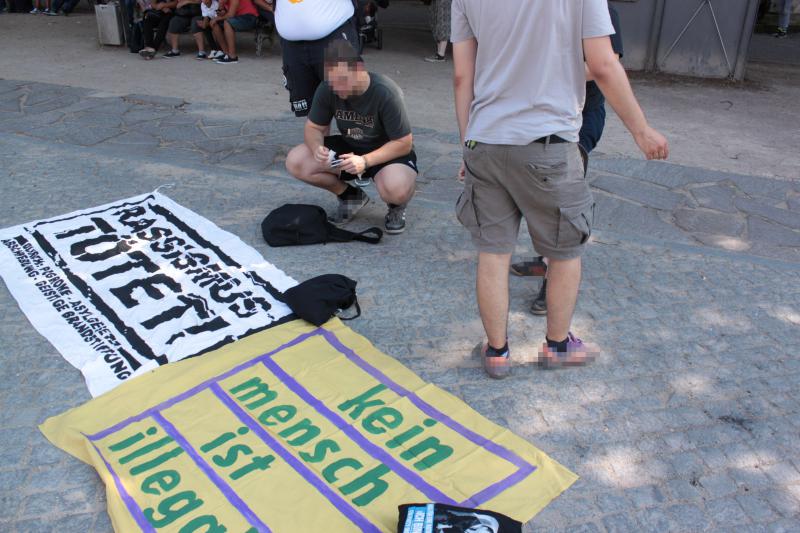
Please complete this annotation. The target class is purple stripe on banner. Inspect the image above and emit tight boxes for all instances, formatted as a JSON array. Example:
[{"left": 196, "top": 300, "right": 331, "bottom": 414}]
[
  {"left": 151, "top": 412, "right": 272, "bottom": 533},
  {"left": 210, "top": 383, "right": 382, "bottom": 533},
  {"left": 461, "top": 462, "right": 537, "bottom": 508},
  {"left": 88, "top": 329, "right": 321, "bottom": 441},
  {"left": 318, "top": 329, "right": 538, "bottom": 501},
  {"left": 259, "top": 358, "right": 458, "bottom": 505},
  {"left": 88, "top": 440, "right": 156, "bottom": 533}
]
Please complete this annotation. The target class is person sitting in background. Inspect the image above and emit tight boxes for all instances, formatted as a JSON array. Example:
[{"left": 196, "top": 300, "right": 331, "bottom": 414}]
[
  {"left": 30, "top": 0, "right": 51, "bottom": 14},
  {"left": 193, "top": 0, "right": 221, "bottom": 59},
  {"left": 209, "top": 0, "right": 259, "bottom": 64},
  {"left": 48, "top": 0, "right": 78, "bottom": 15},
  {"left": 163, "top": 0, "right": 202, "bottom": 58},
  {"left": 139, "top": 0, "right": 177, "bottom": 59}
]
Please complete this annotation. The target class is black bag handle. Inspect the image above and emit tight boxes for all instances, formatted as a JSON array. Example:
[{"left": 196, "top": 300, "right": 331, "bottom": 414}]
[{"left": 327, "top": 225, "right": 383, "bottom": 245}]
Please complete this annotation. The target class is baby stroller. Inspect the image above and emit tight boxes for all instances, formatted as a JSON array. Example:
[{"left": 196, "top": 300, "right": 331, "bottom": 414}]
[{"left": 356, "top": 0, "right": 388, "bottom": 51}]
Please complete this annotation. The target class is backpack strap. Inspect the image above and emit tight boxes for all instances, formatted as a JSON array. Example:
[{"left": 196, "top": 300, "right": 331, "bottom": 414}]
[
  {"left": 337, "top": 300, "right": 361, "bottom": 321},
  {"left": 327, "top": 225, "right": 383, "bottom": 244}
]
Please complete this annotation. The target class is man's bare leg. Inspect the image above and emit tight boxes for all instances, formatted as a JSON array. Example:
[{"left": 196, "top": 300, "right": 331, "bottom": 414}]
[
  {"left": 544, "top": 256, "right": 581, "bottom": 341},
  {"left": 477, "top": 252, "right": 512, "bottom": 349}
]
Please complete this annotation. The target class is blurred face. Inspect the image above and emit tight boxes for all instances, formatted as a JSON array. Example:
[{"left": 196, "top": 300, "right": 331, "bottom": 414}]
[{"left": 325, "top": 61, "right": 359, "bottom": 98}]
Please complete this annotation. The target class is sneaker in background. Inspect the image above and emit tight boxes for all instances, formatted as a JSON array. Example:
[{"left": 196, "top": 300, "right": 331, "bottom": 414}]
[
  {"left": 214, "top": 55, "right": 239, "bottom": 64},
  {"left": 424, "top": 53, "right": 446, "bottom": 63},
  {"left": 163, "top": 50, "right": 181, "bottom": 58}
]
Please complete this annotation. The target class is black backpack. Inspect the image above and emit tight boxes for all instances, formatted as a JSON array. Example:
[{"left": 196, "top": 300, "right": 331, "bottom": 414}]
[
  {"left": 283, "top": 274, "right": 360, "bottom": 326},
  {"left": 261, "top": 204, "right": 382, "bottom": 247}
]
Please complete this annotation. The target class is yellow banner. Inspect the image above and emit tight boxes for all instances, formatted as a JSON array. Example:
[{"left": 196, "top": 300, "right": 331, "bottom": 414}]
[{"left": 41, "top": 320, "right": 577, "bottom": 532}]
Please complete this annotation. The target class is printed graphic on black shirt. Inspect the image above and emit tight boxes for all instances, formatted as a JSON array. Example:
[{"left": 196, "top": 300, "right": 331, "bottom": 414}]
[{"left": 308, "top": 72, "right": 412, "bottom": 153}]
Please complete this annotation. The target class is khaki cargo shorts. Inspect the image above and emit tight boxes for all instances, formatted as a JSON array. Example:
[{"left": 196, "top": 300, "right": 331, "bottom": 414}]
[{"left": 457, "top": 140, "right": 594, "bottom": 260}]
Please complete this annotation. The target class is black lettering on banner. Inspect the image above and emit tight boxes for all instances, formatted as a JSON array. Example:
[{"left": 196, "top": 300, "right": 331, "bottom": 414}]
[
  {"left": 29, "top": 230, "right": 157, "bottom": 369},
  {"left": 110, "top": 274, "right": 183, "bottom": 308}
]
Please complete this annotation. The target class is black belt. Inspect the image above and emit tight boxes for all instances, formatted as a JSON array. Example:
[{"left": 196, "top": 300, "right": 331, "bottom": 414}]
[{"left": 533, "top": 135, "right": 568, "bottom": 144}]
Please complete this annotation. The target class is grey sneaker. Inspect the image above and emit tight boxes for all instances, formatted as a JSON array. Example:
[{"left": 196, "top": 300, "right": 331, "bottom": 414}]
[
  {"left": 424, "top": 53, "right": 446, "bottom": 63},
  {"left": 384, "top": 204, "right": 406, "bottom": 234},
  {"left": 530, "top": 279, "right": 547, "bottom": 316},
  {"left": 328, "top": 188, "right": 369, "bottom": 226}
]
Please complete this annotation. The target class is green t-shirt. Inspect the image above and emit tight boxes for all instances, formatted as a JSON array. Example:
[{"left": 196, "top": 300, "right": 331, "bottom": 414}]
[{"left": 308, "top": 72, "right": 412, "bottom": 153}]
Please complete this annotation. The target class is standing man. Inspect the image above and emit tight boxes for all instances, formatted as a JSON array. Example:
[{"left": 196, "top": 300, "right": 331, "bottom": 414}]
[
  {"left": 274, "top": 0, "right": 359, "bottom": 116},
  {"left": 514, "top": 3, "right": 625, "bottom": 317},
  {"left": 452, "top": 0, "right": 668, "bottom": 377},
  {"left": 285, "top": 40, "right": 417, "bottom": 234}
]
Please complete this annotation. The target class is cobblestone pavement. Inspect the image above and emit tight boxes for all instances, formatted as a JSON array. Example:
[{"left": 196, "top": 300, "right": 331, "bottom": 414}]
[{"left": 0, "top": 80, "right": 799, "bottom": 532}]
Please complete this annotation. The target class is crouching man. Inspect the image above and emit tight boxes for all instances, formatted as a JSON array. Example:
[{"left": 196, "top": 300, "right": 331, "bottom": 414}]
[{"left": 285, "top": 40, "right": 417, "bottom": 234}]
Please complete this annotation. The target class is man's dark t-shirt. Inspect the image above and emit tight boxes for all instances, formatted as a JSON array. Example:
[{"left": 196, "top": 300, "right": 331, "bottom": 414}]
[
  {"left": 308, "top": 72, "right": 412, "bottom": 153},
  {"left": 580, "top": 6, "right": 624, "bottom": 153}
]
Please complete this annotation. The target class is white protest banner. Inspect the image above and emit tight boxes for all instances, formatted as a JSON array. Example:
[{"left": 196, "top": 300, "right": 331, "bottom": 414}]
[{"left": 0, "top": 192, "right": 296, "bottom": 396}]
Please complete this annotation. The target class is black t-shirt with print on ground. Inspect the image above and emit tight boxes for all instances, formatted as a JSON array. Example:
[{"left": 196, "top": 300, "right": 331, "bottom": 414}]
[{"left": 307, "top": 72, "right": 412, "bottom": 153}]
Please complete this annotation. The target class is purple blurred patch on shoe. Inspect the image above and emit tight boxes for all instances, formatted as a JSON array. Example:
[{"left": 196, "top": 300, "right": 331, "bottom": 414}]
[{"left": 536, "top": 333, "right": 598, "bottom": 369}]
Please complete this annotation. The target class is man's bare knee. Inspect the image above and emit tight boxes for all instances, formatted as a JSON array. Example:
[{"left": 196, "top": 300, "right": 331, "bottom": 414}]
[{"left": 285, "top": 145, "right": 309, "bottom": 178}]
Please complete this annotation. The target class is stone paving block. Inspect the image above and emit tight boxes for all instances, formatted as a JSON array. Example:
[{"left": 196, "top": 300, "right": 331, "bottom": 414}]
[
  {"left": 123, "top": 93, "right": 186, "bottom": 108},
  {"left": 62, "top": 111, "right": 125, "bottom": 129},
  {"left": 591, "top": 172, "right": 688, "bottom": 210},
  {"left": 706, "top": 498, "right": 751, "bottom": 527},
  {"left": 0, "top": 79, "right": 24, "bottom": 94},
  {"left": 767, "top": 519, "right": 800, "bottom": 533},
  {"left": 674, "top": 208, "right": 746, "bottom": 237},
  {"left": 665, "top": 503, "right": 712, "bottom": 531},
  {"left": 0, "top": 96, "right": 22, "bottom": 112},
  {"left": 735, "top": 197, "right": 800, "bottom": 230},
  {"left": 159, "top": 124, "right": 207, "bottom": 143},
  {"left": 121, "top": 107, "right": 177, "bottom": 125},
  {"left": 202, "top": 124, "right": 244, "bottom": 139},
  {"left": 23, "top": 95, "right": 81, "bottom": 115},
  {"left": 633, "top": 507, "right": 673, "bottom": 532},
  {"left": 105, "top": 131, "right": 160, "bottom": 146},
  {"left": 728, "top": 174, "right": 796, "bottom": 201},
  {"left": 691, "top": 184, "right": 739, "bottom": 213},
  {"left": 700, "top": 472, "right": 740, "bottom": 499},
  {"left": 594, "top": 193, "right": 693, "bottom": 243},
  {"left": 763, "top": 462, "right": 800, "bottom": 486},
  {"left": 748, "top": 217, "right": 800, "bottom": 247},
  {"left": 602, "top": 512, "right": 642, "bottom": 533}
]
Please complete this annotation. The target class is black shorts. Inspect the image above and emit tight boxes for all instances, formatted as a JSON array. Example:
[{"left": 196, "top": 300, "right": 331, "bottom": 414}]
[
  {"left": 281, "top": 18, "right": 359, "bottom": 117},
  {"left": 324, "top": 135, "right": 418, "bottom": 181}
]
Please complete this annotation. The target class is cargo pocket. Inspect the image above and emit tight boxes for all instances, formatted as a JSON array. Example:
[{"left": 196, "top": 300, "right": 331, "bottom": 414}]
[
  {"left": 557, "top": 202, "right": 594, "bottom": 248},
  {"left": 455, "top": 184, "right": 480, "bottom": 237}
]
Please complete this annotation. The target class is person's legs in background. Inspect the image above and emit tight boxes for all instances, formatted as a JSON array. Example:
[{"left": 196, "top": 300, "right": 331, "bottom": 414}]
[
  {"left": 775, "top": 0, "right": 793, "bottom": 37},
  {"left": 425, "top": 0, "right": 450, "bottom": 62}
]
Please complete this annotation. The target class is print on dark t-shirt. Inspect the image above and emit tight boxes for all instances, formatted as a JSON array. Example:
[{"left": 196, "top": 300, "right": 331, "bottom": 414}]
[{"left": 308, "top": 72, "right": 412, "bottom": 153}]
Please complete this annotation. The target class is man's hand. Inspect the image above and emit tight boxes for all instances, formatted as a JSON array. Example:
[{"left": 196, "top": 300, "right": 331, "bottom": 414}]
[
  {"left": 313, "top": 145, "right": 331, "bottom": 165},
  {"left": 458, "top": 160, "right": 466, "bottom": 182},
  {"left": 339, "top": 154, "right": 367, "bottom": 175},
  {"left": 633, "top": 126, "right": 669, "bottom": 160}
]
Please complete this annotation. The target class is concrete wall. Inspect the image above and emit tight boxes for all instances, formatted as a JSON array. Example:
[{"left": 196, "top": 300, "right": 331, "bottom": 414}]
[{"left": 612, "top": 0, "right": 758, "bottom": 80}]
